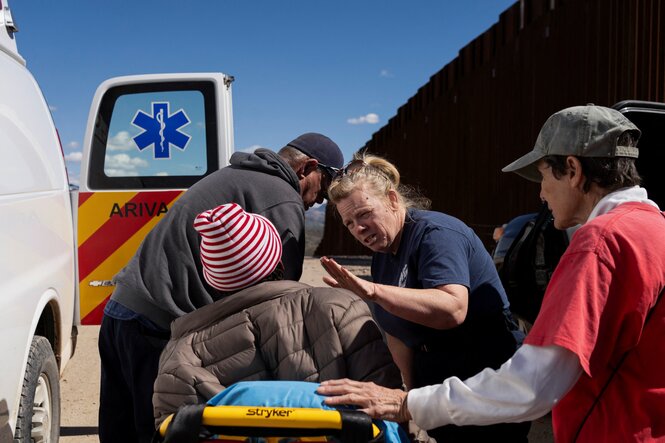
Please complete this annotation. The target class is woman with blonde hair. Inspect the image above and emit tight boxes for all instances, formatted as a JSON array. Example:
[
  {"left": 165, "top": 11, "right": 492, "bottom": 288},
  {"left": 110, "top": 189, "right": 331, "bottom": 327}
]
[{"left": 320, "top": 154, "right": 529, "bottom": 442}]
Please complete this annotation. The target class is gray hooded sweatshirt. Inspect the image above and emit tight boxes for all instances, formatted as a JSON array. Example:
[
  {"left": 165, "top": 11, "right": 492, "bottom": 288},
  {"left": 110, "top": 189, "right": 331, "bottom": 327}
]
[{"left": 111, "top": 149, "right": 305, "bottom": 329}]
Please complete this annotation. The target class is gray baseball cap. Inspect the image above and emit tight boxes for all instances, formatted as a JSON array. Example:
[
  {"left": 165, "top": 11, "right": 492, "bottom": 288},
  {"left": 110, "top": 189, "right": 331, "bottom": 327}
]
[{"left": 502, "top": 104, "right": 641, "bottom": 182}]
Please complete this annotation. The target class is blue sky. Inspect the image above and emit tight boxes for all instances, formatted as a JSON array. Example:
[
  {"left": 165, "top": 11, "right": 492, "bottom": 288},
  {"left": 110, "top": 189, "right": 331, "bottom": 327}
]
[{"left": 11, "top": 0, "right": 515, "bottom": 185}]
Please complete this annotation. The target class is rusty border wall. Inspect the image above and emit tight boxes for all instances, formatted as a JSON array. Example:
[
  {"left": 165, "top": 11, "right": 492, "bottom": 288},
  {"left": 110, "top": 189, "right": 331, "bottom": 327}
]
[{"left": 317, "top": 0, "right": 665, "bottom": 256}]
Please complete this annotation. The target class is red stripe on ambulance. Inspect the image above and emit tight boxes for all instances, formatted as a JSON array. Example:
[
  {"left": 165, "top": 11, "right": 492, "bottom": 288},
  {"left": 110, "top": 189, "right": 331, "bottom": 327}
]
[
  {"left": 78, "top": 190, "right": 182, "bottom": 281},
  {"left": 82, "top": 292, "right": 112, "bottom": 325},
  {"left": 78, "top": 191, "right": 94, "bottom": 205}
]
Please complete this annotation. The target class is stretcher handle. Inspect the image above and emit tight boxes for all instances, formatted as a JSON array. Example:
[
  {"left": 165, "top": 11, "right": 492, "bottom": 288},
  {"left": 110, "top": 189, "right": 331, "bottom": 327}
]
[{"left": 158, "top": 405, "right": 381, "bottom": 442}]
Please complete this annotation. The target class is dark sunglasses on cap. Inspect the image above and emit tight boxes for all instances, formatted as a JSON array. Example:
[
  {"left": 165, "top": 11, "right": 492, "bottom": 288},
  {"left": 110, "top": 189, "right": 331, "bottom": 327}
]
[
  {"left": 318, "top": 159, "right": 368, "bottom": 200},
  {"left": 339, "top": 159, "right": 366, "bottom": 176},
  {"left": 317, "top": 162, "right": 340, "bottom": 200},
  {"left": 317, "top": 162, "right": 341, "bottom": 181}
]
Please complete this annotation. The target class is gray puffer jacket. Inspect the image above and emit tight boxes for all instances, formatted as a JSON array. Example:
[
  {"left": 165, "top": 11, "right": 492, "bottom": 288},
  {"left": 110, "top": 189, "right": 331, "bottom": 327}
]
[{"left": 153, "top": 280, "right": 401, "bottom": 425}]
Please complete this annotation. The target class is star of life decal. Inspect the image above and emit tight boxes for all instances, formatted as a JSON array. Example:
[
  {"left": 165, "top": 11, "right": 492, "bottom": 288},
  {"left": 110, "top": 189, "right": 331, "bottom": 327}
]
[{"left": 132, "top": 102, "right": 191, "bottom": 159}]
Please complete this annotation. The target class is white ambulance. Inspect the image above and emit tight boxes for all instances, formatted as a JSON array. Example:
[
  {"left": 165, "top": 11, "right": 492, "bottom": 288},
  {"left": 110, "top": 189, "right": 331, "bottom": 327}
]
[{"left": 0, "top": 1, "right": 234, "bottom": 440}]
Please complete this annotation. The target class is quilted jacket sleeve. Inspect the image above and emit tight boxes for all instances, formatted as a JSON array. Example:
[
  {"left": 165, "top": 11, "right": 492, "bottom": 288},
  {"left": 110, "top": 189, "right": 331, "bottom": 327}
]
[{"left": 152, "top": 337, "right": 225, "bottom": 426}]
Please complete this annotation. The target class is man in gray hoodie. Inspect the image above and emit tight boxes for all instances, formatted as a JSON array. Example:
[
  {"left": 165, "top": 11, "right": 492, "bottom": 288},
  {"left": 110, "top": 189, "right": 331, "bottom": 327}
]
[{"left": 98, "top": 132, "right": 344, "bottom": 443}]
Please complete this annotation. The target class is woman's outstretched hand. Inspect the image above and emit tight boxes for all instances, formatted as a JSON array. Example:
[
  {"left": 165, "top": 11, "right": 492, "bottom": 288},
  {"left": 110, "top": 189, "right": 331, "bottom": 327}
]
[
  {"left": 317, "top": 379, "right": 411, "bottom": 423},
  {"left": 320, "top": 256, "right": 377, "bottom": 301}
]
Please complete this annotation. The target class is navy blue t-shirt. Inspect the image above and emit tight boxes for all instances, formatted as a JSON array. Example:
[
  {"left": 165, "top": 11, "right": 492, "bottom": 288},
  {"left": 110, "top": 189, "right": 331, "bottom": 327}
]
[{"left": 371, "top": 209, "right": 510, "bottom": 348}]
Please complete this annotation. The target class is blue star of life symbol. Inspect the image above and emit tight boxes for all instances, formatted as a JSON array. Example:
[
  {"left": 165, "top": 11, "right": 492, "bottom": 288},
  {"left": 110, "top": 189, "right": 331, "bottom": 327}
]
[{"left": 132, "top": 102, "right": 191, "bottom": 159}]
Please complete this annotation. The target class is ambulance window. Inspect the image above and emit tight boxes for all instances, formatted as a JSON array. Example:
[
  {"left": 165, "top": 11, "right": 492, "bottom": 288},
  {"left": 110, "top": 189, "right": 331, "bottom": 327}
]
[{"left": 88, "top": 81, "right": 219, "bottom": 189}]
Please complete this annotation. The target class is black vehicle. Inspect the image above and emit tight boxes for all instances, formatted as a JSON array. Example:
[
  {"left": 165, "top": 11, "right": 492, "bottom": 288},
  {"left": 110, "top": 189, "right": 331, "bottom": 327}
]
[{"left": 492, "top": 212, "right": 536, "bottom": 271}]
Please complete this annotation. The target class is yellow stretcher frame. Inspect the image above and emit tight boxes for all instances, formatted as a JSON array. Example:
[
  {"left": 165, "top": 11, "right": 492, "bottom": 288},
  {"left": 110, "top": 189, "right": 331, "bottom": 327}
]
[{"left": 158, "top": 405, "right": 381, "bottom": 441}]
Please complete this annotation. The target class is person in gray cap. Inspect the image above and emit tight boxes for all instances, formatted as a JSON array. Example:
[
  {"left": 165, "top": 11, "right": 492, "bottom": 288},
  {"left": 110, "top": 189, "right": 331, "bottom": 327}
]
[
  {"left": 317, "top": 105, "right": 665, "bottom": 442},
  {"left": 98, "top": 132, "right": 343, "bottom": 443}
]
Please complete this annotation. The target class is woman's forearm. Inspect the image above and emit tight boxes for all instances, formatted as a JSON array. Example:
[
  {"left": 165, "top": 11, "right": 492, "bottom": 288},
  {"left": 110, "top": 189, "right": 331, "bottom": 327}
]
[{"left": 373, "top": 283, "right": 469, "bottom": 329}]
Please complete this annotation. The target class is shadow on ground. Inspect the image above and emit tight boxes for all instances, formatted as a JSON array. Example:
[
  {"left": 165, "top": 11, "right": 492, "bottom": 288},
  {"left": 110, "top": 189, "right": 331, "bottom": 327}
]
[{"left": 60, "top": 426, "right": 99, "bottom": 437}]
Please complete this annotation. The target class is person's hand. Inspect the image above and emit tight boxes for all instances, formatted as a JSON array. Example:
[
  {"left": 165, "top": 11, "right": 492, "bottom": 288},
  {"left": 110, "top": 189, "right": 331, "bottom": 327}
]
[
  {"left": 317, "top": 379, "right": 411, "bottom": 423},
  {"left": 320, "top": 256, "right": 377, "bottom": 301}
]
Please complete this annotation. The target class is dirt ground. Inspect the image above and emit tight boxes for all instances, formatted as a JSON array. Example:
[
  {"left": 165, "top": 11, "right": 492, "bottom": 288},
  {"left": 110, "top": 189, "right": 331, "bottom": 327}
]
[{"left": 59, "top": 257, "right": 553, "bottom": 442}]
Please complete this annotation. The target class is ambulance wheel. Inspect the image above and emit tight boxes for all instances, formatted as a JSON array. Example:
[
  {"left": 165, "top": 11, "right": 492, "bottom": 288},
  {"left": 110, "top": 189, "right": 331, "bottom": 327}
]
[{"left": 14, "top": 336, "right": 60, "bottom": 443}]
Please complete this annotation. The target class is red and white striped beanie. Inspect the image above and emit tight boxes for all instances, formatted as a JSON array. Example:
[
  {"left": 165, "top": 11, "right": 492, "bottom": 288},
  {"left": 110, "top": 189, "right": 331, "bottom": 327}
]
[{"left": 193, "top": 203, "right": 282, "bottom": 292}]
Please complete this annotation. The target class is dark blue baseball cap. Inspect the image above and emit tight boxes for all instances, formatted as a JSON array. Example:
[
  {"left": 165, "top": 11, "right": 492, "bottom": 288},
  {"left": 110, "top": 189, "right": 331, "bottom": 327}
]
[{"left": 286, "top": 132, "right": 344, "bottom": 169}]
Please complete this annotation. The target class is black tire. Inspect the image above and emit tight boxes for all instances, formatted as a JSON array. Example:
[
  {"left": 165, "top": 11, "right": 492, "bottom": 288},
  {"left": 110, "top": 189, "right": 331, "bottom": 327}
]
[{"left": 13, "top": 336, "right": 60, "bottom": 443}]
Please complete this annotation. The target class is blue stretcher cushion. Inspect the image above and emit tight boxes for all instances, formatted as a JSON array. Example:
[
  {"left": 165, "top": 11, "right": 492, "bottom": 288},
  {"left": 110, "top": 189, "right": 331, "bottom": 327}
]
[{"left": 207, "top": 381, "right": 408, "bottom": 443}]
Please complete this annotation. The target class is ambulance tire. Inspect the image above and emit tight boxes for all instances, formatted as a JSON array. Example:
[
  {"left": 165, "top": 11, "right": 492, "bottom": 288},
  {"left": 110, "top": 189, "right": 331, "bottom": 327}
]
[{"left": 14, "top": 336, "right": 60, "bottom": 443}]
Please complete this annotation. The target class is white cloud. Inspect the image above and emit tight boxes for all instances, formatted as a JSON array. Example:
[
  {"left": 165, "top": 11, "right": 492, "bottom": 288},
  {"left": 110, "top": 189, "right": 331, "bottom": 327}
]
[
  {"left": 236, "top": 144, "right": 267, "bottom": 153},
  {"left": 67, "top": 141, "right": 80, "bottom": 149},
  {"left": 156, "top": 172, "right": 169, "bottom": 176},
  {"left": 347, "top": 113, "right": 380, "bottom": 125},
  {"left": 380, "top": 69, "right": 394, "bottom": 78},
  {"left": 65, "top": 151, "right": 83, "bottom": 162},
  {"left": 107, "top": 131, "right": 135, "bottom": 151},
  {"left": 49, "top": 104, "right": 57, "bottom": 112},
  {"left": 105, "top": 169, "right": 139, "bottom": 177},
  {"left": 104, "top": 153, "right": 148, "bottom": 176}
]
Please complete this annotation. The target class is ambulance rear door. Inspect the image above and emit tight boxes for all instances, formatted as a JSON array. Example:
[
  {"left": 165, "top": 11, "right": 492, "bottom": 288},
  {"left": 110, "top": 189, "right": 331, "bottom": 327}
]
[{"left": 77, "top": 73, "right": 234, "bottom": 324}]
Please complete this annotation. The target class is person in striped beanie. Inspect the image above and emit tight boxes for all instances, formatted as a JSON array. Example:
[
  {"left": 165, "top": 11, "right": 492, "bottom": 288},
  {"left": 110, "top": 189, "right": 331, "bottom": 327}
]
[{"left": 193, "top": 203, "right": 284, "bottom": 293}]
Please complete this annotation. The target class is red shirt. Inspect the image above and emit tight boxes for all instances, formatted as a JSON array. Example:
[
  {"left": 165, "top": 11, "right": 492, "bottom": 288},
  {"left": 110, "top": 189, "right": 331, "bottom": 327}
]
[{"left": 525, "top": 203, "right": 665, "bottom": 442}]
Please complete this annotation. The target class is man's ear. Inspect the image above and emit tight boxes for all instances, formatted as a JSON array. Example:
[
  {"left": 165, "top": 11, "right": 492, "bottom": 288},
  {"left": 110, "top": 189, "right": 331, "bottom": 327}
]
[
  {"left": 299, "top": 159, "right": 319, "bottom": 178},
  {"left": 566, "top": 156, "right": 585, "bottom": 189},
  {"left": 295, "top": 163, "right": 307, "bottom": 179}
]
